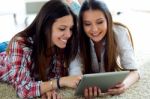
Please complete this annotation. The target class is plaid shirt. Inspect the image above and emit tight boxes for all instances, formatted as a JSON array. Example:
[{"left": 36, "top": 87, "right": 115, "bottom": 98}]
[{"left": 0, "top": 39, "right": 41, "bottom": 98}]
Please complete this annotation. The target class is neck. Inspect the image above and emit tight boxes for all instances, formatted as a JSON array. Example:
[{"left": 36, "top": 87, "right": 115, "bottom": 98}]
[{"left": 93, "top": 41, "right": 102, "bottom": 48}]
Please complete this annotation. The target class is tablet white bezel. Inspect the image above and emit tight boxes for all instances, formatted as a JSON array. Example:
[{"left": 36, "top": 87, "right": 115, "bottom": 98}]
[{"left": 75, "top": 71, "right": 129, "bottom": 96}]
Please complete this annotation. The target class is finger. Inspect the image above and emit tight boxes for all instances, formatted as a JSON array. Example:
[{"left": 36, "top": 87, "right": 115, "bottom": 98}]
[
  {"left": 89, "top": 87, "right": 93, "bottom": 97},
  {"left": 115, "top": 83, "right": 124, "bottom": 88},
  {"left": 118, "top": 87, "right": 126, "bottom": 94},
  {"left": 41, "top": 94, "right": 47, "bottom": 99},
  {"left": 52, "top": 91, "right": 57, "bottom": 99},
  {"left": 93, "top": 86, "right": 98, "bottom": 97},
  {"left": 75, "top": 80, "right": 79, "bottom": 87},
  {"left": 84, "top": 88, "right": 89, "bottom": 97},
  {"left": 108, "top": 91, "right": 119, "bottom": 95},
  {"left": 57, "top": 95, "right": 62, "bottom": 99},
  {"left": 108, "top": 87, "right": 124, "bottom": 95},
  {"left": 46, "top": 92, "right": 52, "bottom": 99},
  {"left": 98, "top": 88, "right": 101, "bottom": 96},
  {"left": 74, "top": 76, "right": 83, "bottom": 88},
  {"left": 53, "top": 90, "right": 62, "bottom": 99},
  {"left": 78, "top": 75, "right": 83, "bottom": 80}
]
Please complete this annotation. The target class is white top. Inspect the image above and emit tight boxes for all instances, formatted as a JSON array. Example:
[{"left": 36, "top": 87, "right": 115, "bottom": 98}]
[{"left": 69, "top": 24, "right": 139, "bottom": 75}]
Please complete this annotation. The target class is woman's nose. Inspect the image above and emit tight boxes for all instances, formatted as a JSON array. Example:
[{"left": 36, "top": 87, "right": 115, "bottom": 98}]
[
  {"left": 91, "top": 24, "right": 98, "bottom": 32},
  {"left": 65, "top": 30, "right": 72, "bottom": 38}
]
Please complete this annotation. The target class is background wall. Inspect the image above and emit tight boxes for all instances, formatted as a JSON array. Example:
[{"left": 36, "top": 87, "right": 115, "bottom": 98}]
[
  {"left": 0, "top": 0, "right": 48, "bottom": 42},
  {"left": 0, "top": 0, "right": 150, "bottom": 51}
]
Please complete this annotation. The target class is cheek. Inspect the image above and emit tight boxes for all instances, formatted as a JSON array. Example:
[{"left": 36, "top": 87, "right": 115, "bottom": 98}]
[
  {"left": 103, "top": 23, "right": 107, "bottom": 32},
  {"left": 51, "top": 32, "right": 59, "bottom": 42},
  {"left": 83, "top": 26, "right": 90, "bottom": 35},
  {"left": 51, "top": 33, "right": 56, "bottom": 44}
]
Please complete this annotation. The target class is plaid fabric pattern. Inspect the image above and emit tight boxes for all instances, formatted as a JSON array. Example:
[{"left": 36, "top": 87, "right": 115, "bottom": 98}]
[
  {"left": 0, "top": 39, "right": 41, "bottom": 98},
  {"left": 0, "top": 38, "right": 68, "bottom": 98},
  {"left": 48, "top": 49, "right": 68, "bottom": 79}
]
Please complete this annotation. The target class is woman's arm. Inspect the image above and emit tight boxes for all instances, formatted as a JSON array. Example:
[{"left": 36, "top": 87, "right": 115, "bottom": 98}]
[
  {"left": 41, "top": 75, "right": 82, "bottom": 99},
  {"left": 123, "top": 70, "right": 140, "bottom": 89},
  {"left": 114, "top": 24, "right": 138, "bottom": 70},
  {"left": 107, "top": 70, "right": 140, "bottom": 95},
  {"left": 5, "top": 41, "right": 42, "bottom": 98},
  {"left": 106, "top": 24, "right": 140, "bottom": 95},
  {"left": 5, "top": 40, "right": 82, "bottom": 98}
]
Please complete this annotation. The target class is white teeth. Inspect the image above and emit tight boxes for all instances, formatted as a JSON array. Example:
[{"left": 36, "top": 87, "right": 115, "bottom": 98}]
[
  {"left": 92, "top": 33, "right": 99, "bottom": 36},
  {"left": 60, "top": 38, "right": 67, "bottom": 43}
]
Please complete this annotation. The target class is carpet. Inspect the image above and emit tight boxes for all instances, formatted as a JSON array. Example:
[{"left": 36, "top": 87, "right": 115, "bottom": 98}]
[
  {"left": 1, "top": 4, "right": 150, "bottom": 99},
  {"left": 0, "top": 52, "right": 150, "bottom": 99}
]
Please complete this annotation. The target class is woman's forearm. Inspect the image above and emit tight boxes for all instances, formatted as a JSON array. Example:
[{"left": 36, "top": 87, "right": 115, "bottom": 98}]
[
  {"left": 123, "top": 71, "right": 140, "bottom": 89},
  {"left": 40, "top": 76, "right": 82, "bottom": 95},
  {"left": 40, "top": 79, "right": 58, "bottom": 95},
  {"left": 40, "top": 77, "right": 67, "bottom": 95}
]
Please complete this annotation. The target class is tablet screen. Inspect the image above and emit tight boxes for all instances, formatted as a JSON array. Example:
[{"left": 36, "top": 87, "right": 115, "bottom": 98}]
[{"left": 75, "top": 71, "right": 129, "bottom": 96}]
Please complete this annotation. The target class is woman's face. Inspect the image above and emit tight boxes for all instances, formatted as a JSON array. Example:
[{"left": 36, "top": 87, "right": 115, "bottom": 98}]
[
  {"left": 52, "top": 15, "right": 73, "bottom": 48},
  {"left": 82, "top": 10, "right": 107, "bottom": 42}
]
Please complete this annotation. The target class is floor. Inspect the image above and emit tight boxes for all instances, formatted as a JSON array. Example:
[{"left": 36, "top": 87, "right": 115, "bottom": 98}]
[{"left": 0, "top": 10, "right": 150, "bottom": 99}]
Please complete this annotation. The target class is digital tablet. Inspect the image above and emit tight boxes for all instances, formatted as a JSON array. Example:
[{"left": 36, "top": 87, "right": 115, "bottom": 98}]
[{"left": 75, "top": 71, "right": 129, "bottom": 96}]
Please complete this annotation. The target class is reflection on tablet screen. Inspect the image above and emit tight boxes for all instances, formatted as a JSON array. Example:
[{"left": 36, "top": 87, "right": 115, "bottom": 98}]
[{"left": 75, "top": 71, "right": 129, "bottom": 96}]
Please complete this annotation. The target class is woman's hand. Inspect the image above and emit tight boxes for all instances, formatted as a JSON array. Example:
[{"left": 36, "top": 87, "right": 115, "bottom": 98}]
[
  {"left": 60, "top": 75, "right": 82, "bottom": 88},
  {"left": 107, "top": 71, "right": 140, "bottom": 95},
  {"left": 107, "top": 82, "right": 126, "bottom": 95},
  {"left": 84, "top": 86, "right": 101, "bottom": 98},
  {"left": 83, "top": 83, "right": 125, "bottom": 98},
  {"left": 41, "top": 90, "right": 61, "bottom": 99}
]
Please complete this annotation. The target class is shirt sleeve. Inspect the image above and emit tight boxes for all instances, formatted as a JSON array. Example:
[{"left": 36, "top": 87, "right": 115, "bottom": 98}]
[
  {"left": 69, "top": 54, "right": 82, "bottom": 75},
  {"left": 113, "top": 25, "right": 139, "bottom": 70},
  {"left": 5, "top": 40, "right": 41, "bottom": 98}
]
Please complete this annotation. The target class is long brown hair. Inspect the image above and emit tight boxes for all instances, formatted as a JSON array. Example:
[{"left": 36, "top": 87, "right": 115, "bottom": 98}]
[
  {"left": 78, "top": 0, "right": 118, "bottom": 73},
  {"left": 7, "top": 0, "right": 78, "bottom": 81}
]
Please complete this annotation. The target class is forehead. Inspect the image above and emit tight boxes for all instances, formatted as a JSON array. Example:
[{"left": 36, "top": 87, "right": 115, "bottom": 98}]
[
  {"left": 83, "top": 10, "right": 105, "bottom": 20},
  {"left": 54, "top": 15, "right": 73, "bottom": 25}
]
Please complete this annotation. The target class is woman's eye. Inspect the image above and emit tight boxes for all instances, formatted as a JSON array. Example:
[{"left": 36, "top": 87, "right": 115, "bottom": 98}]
[
  {"left": 97, "top": 21, "right": 103, "bottom": 24},
  {"left": 84, "top": 23, "right": 91, "bottom": 26},
  {"left": 59, "top": 28, "right": 65, "bottom": 31}
]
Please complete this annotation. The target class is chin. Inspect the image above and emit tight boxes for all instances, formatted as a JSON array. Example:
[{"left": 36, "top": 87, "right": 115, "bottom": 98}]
[
  {"left": 92, "top": 39, "right": 100, "bottom": 43},
  {"left": 92, "top": 36, "right": 103, "bottom": 42},
  {"left": 57, "top": 45, "right": 66, "bottom": 49}
]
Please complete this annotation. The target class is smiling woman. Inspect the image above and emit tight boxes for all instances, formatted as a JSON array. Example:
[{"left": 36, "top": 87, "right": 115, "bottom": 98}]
[
  {"left": 52, "top": 15, "right": 73, "bottom": 48},
  {"left": 69, "top": 0, "right": 140, "bottom": 98},
  {"left": 82, "top": 9, "right": 107, "bottom": 43},
  {"left": 0, "top": 0, "right": 82, "bottom": 99}
]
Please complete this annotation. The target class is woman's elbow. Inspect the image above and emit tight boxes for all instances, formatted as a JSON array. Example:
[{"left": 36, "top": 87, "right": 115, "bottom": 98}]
[{"left": 16, "top": 87, "right": 34, "bottom": 98}]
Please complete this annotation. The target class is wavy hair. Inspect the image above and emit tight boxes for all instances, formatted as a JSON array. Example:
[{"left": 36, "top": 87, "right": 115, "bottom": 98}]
[
  {"left": 78, "top": 0, "right": 118, "bottom": 73},
  {"left": 8, "top": 0, "right": 78, "bottom": 80}
]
